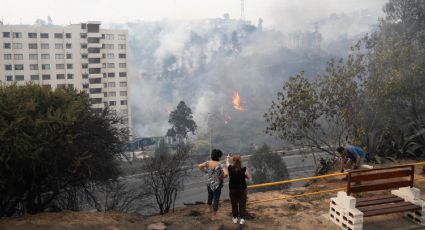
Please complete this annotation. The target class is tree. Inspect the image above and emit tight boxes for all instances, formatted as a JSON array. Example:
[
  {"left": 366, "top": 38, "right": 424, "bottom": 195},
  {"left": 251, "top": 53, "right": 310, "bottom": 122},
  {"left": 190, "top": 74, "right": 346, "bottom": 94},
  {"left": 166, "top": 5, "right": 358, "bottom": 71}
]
[
  {"left": 166, "top": 101, "right": 197, "bottom": 143},
  {"left": 142, "top": 141, "right": 192, "bottom": 214},
  {"left": 0, "top": 84, "right": 128, "bottom": 217},
  {"left": 248, "top": 144, "right": 290, "bottom": 191}
]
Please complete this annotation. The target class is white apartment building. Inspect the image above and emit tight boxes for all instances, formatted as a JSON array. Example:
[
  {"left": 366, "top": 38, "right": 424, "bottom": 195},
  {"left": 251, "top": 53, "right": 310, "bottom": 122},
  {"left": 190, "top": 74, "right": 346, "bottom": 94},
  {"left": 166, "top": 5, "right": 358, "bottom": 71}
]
[{"left": 0, "top": 21, "right": 131, "bottom": 130}]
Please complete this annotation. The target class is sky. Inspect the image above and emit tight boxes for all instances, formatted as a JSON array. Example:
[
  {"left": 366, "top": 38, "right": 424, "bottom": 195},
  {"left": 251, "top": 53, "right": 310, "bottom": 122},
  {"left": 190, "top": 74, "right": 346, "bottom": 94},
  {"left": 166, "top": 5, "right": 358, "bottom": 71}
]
[{"left": 1, "top": 0, "right": 387, "bottom": 29}]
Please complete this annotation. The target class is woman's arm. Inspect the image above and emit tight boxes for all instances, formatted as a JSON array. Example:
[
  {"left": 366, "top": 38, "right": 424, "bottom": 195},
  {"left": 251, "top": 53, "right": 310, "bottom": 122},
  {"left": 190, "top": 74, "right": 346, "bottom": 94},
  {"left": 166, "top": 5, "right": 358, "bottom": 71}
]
[
  {"left": 198, "top": 161, "right": 208, "bottom": 173},
  {"left": 245, "top": 169, "right": 251, "bottom": 179},
  {"left": 223, "top": 165, "right": 229, "bottom": 178}
]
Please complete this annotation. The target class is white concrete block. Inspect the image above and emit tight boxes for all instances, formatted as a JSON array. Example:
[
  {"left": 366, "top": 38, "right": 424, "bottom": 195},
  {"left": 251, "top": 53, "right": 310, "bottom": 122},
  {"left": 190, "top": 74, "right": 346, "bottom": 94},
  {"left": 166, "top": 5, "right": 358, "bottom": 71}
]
[{"left": 392, "top": 187, "right": 420, "bottom": 202}]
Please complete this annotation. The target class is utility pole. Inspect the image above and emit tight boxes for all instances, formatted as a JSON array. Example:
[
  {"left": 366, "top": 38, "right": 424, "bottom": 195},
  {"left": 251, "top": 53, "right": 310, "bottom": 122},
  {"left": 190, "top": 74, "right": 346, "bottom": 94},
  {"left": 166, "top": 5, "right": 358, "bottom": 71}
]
[{"left": 241, "top": 0, "right": 245, "bottom": 20}]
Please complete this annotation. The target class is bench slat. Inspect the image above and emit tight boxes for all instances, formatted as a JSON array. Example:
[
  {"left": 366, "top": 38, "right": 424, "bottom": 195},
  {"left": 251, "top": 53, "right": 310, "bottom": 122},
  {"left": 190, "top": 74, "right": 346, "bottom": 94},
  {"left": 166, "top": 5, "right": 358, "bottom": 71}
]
[
  {"left": 356, "top": 197, "right": 404, "bottom": 207},
  {"left": 357, "top": 201, "right": 413, "bottom": 212},
  {"left": 362, "top": 204, "right": 421, "bottom": 217},
  {"left": 356, "top": 194, "right": 397, "bottom": 203},
  {"left": 350, "top": 169, "right": 412, "bottom": 182},
  {"left": 349, "top": 180, "right": 412, "bottom": 194}
]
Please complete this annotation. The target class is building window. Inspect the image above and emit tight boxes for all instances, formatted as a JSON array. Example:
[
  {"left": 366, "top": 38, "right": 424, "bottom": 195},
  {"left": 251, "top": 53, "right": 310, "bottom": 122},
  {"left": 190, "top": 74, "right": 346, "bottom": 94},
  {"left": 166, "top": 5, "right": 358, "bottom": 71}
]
[
  {"left": 41, "top": 43, "right": 49, "bottom": 49},
  {"left": 119, "top": 72, "right": 127, "bottom": 77},
  {"left": 83, "top": 84, "right": 89, "bottom": 89},
  {"left": 14, "top": 64, "right": 24, "bottom": 70},
  {"left": 82, "top": 74, "right": 89, "bottom": 79},
  {"left": 41, "top": 54, "right": 50, "bottom": 60},
  {"left": 28, "top": 33, "right": 37, "bottom": 38},
  {"left": 82, "top": 63, "right": 88, "bottom": 69},
  {"left": 89, "top": 88, "right": 102, "bottom": 94},
  {"left": 119, "top": 63, "right": 126, "bottom": 68},
  {"left": 29, "top": 54, "right": 38, "bottom": 60},
  {"left": 14, "top": 54, "right": 23, "bottom": 60},
  {"left": 103, "top": 83, "right": 107, "bottom": 88},
  {"left": 105, "top": 44, "right": 114, "bottom": 49},
  {"left": 66, "top": 43, "right": 72, "bottom": 49},
  {"left": 120, "top": 100, "right": 128, "bottom": 105},
  {"left": 42, "top": 84, "right": 51, "bottom": 89},
  {"left": 119, "top": 54, "right": 126, "bottom": 58},
  {"left": 121, "top": 109, "right": 128, "bottom": 115},
  {"left": 108, "top": 72, "right": 115, "bottom": 78},
  {"left": 80, "top": 33, "right": 87, "bottom": 38},
  {"left": 108, "top": 91, "right": 116, "bottom": 97},
  {"left": 42, "top": 74, "right": 51, "bottom": 80},
  {"left": 89, "top": 68, "right": 101, "bottom": 74},
  {"left": 118, "top": 34, "right": 126, "bottom": 40},
  {"left": 3, "top": 32, "right": 10, "bottom": 38},
  {"left": 107, "top": 53, "right": 114, "bottom": 59},
  {"left": 67, "top": 64, "right": 73, "bottom": 69},
  {"left": 3, "top": 43, "right": 11, "bottom": 49},
  {"left": 42, "top": 64, "right": 50, "bottom": 70},
  {"left": 102, "top": 63, "right": 107, "bottom": 68},
  {"left": 107, "top": 63, "right": 115, "bottom": 68},
  {"left": 67, "top": 74, "right": 73, "bottom": 79},
  {"left": 40, "top": 33, "right": 49, "bottom": 38},
  {"left": 28, "top": 43, "right": 38, "bottom": 49},
  {"left": 55, "top": 54, "right": 64, "bottom": 59},
  {"left": 118, "top": 44, "right": 126, "bottom": 49},
  {"left": 6, "top": 75, "right": 13, "bottom": 81},
  {"left": 30, "top": 75, "right": 39, "bottom": 80},
  {"left": 81, "top": 23, "right": 87, "bottom": 29},
  {"left": 89, "top": 78, "right": 101, "bottom": 84},
  {"left": 108, "top": 82, "right": 116, "bottom": 87},
  {"left": 13, "top": 32, "right": 22, "bottom": 38},
  {"left": 105, "top": 34, "right": 114, "bottom": 40},
  {"left": 81, "top": 54, "right": 88, "bottom": 59},
  {"left": 56, "top": 74, "right": 65, "bottom": 79},
  {"left": 30, "top": 64, "right": 39, "bottom": 70},
  {"left": 66, "top": 33, "right": 71, "bottom": 38},
  {"left": 67, "top": 84, "right": 74, "bottom": 89},
  {"left": 109, "top": 101, "right": 116, "bottom": 106},
  {"left": 81, "top": 43, "right": 87, "bottom": 49},
  {"left": 3, "top": 54, "right": 12, "bottom": 60},
  {"left": 103, "top": 73, "right": 107, "bottom": 78},
  {"left": 120, "top": 91, "right": 127, "bottom": 96},
  {"left": 15, "top": 75, "right": 24, "bottom": 81},
  {"left": 55, "top": 43, "right": 64, "bottom": 49},
  {"left": 57, "top": 84, "right": 66, "bottom": 89},
  {"left": 102, "top": 53, "right": 106, "bottom": 58},
  {"left": 66, "top": 53, "right": 72, "bottom": 59},
  {"left": 119, "top": 81, "right": 127, "bottom": 87},
  {"left": 13, "top": 43, "right": 22, "bottom": 49},
  {"left": 5, "top": 65, "right": 12, "bottom": 71},
  {"left": 56, "top": 64, "right": 64, "bottom": 69},
  {"left": 54, "top": 33, "right": 63, "bottom": 39}
]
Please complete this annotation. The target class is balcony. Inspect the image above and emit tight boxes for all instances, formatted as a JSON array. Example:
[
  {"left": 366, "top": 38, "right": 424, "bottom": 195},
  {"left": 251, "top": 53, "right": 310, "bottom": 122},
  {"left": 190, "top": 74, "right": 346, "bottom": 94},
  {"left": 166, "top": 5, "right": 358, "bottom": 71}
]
[
  {"left": 88, "top": 43, "right": 102, "bottom": 48},
  {"left": 88, "top": 53, "right": 102, "bottom": 58},
  {"left": 87, "top": 32, "right": 102, "bottom": 38},
  {"left": 89, "top": 63, "right": 102, "bottom": 68}
]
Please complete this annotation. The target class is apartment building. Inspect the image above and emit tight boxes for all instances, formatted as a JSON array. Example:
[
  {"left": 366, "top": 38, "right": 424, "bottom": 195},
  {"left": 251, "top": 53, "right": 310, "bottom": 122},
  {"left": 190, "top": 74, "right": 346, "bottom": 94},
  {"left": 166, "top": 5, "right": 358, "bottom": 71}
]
[{"left": 0, "top": 21, "right": 131, "bottom": 129}]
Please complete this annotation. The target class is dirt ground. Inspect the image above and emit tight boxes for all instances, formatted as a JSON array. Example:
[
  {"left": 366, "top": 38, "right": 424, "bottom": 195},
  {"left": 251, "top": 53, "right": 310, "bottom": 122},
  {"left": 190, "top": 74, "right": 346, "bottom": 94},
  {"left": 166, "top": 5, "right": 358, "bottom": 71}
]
[{"left": 2, "top": 161, "right": 425, "bottom": 230}]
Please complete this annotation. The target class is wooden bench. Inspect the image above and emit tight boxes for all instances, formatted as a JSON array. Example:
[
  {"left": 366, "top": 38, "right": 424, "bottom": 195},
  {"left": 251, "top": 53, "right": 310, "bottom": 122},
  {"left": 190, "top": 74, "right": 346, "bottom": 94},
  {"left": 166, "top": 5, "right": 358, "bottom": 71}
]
[{"left": 329, "top": 165, "right": 425, "bottom": 230}]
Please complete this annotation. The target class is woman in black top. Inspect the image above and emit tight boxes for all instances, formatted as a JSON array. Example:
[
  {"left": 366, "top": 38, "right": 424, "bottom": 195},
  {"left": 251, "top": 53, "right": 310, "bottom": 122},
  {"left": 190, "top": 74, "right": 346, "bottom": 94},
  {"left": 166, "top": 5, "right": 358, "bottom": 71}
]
[{"left": 225, "top": 154, "right": 251, "bottom": 225}]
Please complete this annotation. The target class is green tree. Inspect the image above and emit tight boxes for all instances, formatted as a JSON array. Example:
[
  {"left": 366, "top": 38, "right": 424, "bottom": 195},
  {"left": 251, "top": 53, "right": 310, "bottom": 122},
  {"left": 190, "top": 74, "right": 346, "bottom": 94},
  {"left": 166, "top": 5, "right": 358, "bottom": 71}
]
[
  {"left": 166, "top": 101, "right": 197, "bottom": 143},
  {"left": 0, "top": 84, "right": 128, "bottom": 217},
  {"left": 248, "top": 144, "right": 290, "bottom": 191}
]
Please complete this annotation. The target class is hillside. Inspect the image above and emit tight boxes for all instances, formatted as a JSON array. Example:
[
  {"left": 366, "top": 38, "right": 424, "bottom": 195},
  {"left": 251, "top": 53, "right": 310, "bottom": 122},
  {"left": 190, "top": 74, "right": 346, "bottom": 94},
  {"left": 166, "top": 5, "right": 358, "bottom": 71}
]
[{"left": 2, "top": 161, "right": 425, "bottom": 230}]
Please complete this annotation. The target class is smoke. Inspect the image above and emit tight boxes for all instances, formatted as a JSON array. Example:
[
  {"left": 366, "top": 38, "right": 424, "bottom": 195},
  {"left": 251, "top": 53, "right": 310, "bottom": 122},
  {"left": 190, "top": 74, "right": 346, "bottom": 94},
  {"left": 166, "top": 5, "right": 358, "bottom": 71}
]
[{"left": 111, "top": 1, "right": 387, "bottom": 151}]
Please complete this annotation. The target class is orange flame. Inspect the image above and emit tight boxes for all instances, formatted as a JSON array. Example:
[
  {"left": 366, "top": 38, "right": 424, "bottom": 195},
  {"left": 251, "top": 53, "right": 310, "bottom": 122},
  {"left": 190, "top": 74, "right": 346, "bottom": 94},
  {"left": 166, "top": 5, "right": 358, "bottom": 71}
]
[{"left": 233, "top": 91, "right": 244, "bottom": 111}]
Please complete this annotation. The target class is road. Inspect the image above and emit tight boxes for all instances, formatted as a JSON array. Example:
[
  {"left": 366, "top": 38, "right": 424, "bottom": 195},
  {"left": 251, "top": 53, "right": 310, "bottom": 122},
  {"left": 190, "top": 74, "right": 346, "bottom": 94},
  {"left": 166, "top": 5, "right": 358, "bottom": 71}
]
[{"left": 124, "top": 151, "right": 329, "bottom": 214}]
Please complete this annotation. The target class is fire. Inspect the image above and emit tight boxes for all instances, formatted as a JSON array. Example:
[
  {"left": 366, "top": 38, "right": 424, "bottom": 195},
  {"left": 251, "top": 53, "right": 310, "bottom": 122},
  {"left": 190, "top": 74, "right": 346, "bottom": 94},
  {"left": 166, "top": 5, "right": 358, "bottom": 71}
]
[{"left": 232, "top": 91, "right": 244, "bottom": 111}]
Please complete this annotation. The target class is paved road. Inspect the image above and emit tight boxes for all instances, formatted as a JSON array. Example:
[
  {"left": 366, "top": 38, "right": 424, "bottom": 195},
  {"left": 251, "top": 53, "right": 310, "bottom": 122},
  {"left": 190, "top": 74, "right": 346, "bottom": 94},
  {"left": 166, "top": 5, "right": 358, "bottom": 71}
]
[{"left": 124, "top": 151, "right": 329, "bottom": 214}]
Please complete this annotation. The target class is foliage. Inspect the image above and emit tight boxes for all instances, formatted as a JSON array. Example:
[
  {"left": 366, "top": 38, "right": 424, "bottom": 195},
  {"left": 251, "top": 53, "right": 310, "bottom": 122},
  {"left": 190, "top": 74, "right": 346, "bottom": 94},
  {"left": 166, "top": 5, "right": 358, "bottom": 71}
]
[
  {"left": 166, "top": 101, "right": 197, "bottom": 143},
  {"left": 0, "top": 84, "right": 128, "bottom": 217},
  {"left": 248, "top": 144, "right": 290, "bottom": 192},
  {"left": 141, "top": 142, "right": 192, "bottom": 214}
]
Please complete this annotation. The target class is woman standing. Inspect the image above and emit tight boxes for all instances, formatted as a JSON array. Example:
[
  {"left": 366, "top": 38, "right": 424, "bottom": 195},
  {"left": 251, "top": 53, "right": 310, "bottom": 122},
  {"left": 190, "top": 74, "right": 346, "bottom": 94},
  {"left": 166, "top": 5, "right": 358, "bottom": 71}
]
[
  {"left": 225, "top": 154, "right": 251, "bottom": 225},
  {"left": 198, "top": 149, "right": 227, "bottom": 220}
]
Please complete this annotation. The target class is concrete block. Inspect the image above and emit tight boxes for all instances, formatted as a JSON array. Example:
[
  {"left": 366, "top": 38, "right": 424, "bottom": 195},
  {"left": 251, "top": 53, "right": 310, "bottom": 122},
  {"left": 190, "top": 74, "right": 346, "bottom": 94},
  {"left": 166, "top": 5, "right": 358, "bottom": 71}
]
[{"left": 392, "top": 187, "right": 420, "bottom": 203}]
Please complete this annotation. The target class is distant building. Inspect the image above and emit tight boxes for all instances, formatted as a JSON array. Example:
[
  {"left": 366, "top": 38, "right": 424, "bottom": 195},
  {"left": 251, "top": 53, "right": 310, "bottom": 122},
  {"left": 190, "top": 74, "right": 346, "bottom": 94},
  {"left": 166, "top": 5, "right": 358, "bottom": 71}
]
[{"left": 0, "top": 21, "right": 131, "bottom": 129}]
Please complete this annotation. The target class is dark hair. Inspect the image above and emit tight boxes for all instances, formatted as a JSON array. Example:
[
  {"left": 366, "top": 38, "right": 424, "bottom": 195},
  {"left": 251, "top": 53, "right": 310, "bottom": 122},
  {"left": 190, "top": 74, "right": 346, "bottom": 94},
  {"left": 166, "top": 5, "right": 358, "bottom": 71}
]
[
  {"left": 211, "top": 149, "right": 223, "bottom": 161},
  {"left": 336, "top": 146, "right": 345, "bottom": 153},
  {"left": 232, "top": 155, "right": 242, "bottom": 171}
]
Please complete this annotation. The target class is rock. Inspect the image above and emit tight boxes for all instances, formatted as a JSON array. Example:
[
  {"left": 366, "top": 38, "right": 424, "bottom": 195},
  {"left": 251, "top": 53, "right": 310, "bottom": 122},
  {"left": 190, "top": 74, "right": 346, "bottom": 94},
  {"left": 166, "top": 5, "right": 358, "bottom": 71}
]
[{"left": 147, "top": 222, "right": 167, "bottom": 230}]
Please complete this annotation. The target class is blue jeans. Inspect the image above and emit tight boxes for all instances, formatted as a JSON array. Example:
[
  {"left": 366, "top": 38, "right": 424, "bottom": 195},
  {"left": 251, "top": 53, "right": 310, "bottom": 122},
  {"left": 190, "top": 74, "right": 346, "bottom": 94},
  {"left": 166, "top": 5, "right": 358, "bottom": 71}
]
[{"left": 207, "top": 183, "right": 222, "bottom": 211}]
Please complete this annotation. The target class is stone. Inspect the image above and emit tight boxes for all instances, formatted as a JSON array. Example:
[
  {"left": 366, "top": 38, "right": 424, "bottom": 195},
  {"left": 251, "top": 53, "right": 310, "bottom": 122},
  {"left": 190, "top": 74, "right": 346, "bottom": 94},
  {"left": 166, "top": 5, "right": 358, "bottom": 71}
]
[{"left": 147, "top": 222, "right": 167, "bottom": 230}]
